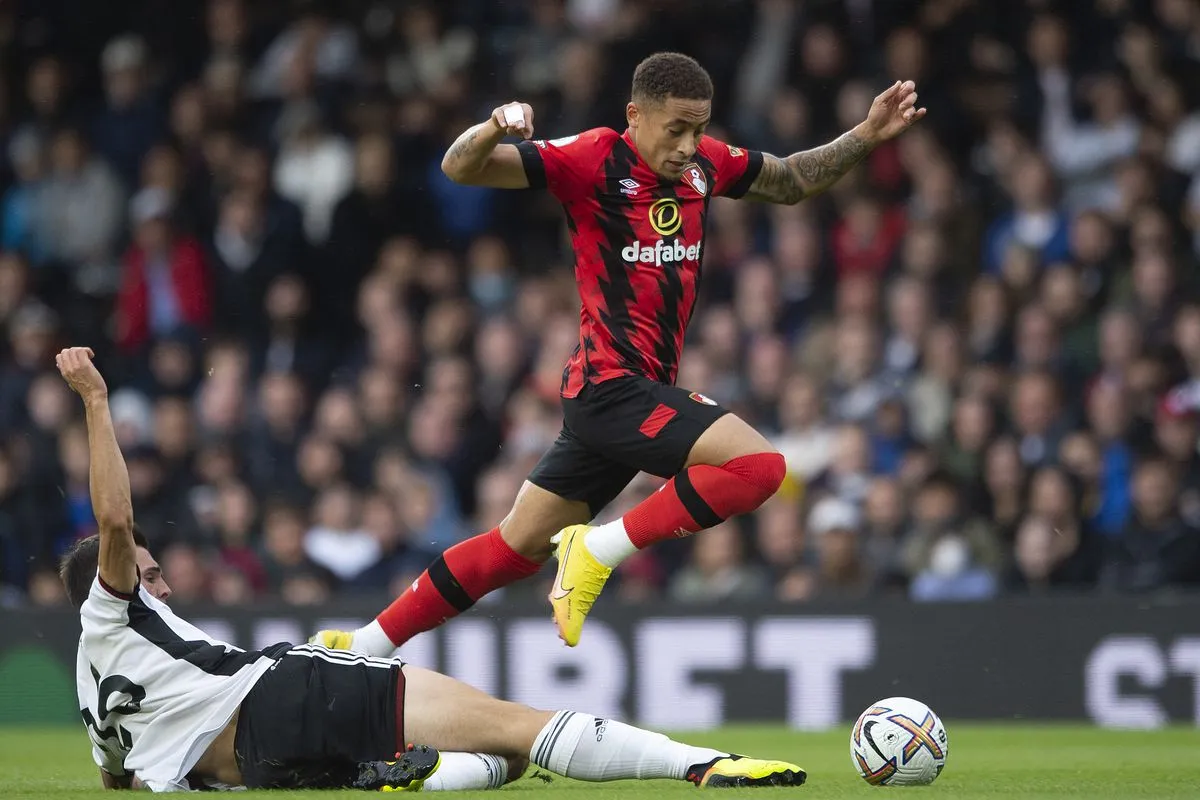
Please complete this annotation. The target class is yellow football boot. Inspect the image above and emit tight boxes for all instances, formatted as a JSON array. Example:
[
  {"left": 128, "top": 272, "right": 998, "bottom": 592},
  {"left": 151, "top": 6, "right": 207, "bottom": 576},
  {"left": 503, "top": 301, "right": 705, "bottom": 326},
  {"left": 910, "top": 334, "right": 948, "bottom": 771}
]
[
  {"left": 687, "top": 755, "right": 807, "bottom": 788},
  {"left": 309, "top": 629, "right": 355, "bottom": 650},
  {"left": 548, "top": 525, "right": 612, "bottom": 647},
  {"left": 354, "top": 745, "right": 442, "bottom": 791}
]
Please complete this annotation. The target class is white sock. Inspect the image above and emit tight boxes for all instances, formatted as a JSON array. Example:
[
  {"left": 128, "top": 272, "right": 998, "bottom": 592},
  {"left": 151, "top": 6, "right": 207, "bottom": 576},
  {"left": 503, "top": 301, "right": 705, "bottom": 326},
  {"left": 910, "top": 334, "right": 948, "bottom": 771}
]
[
  {"left": 422, "top": 751, "right": 508, "bottom": 791},
  {"left": 584, "top": 520, "right": 638, "bottom": 568},
  {"left": 351, "top": 620, "right": 397, "bottom": 657},
  {"left": 529, "top": 710, "right": 725, "bottom": 782}
]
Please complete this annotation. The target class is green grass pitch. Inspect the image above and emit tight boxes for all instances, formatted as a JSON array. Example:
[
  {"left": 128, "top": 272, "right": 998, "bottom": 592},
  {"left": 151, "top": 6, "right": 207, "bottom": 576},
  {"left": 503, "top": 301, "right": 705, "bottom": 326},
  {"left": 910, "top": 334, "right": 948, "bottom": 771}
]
[{"left": 3, "top": 724, "right": 1199, "bottom": 798}]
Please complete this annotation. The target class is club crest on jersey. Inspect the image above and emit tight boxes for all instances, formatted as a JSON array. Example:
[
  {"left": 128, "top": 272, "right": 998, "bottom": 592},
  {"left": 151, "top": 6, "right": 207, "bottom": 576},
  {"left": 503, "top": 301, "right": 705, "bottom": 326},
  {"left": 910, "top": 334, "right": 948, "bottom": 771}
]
[
  {"left": 683, "top": 165, "right": 707, "bottom": 196},
  {"left": 689, "top": 392, "right": 718, "bottom": 406},
  {"left": 619, "top": 178, "right": 640, "bottom": 196}
]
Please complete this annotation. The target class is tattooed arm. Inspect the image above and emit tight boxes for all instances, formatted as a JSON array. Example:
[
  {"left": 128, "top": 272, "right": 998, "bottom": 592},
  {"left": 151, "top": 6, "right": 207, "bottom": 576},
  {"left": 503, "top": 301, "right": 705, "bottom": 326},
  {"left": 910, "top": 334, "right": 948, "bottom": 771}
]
[
  {"left": 745, "top": 127, "right": 874, "bottom": 205},
  {"left": 440, "top": 102, "right": 536, "bottom": 188},
  {"left": 745, "top": 80, "right": 926, "bottom": 205}
]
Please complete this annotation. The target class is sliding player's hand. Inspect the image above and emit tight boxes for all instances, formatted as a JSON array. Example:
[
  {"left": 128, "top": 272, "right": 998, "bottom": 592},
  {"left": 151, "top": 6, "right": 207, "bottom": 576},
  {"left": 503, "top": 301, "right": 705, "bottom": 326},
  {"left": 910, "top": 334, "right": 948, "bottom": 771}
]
[
  {"left": 56, "top": 346, "right": 108, "bottom": 404},
  {"left": 490, "top": 101, "right": 536, "bottom": 140}
]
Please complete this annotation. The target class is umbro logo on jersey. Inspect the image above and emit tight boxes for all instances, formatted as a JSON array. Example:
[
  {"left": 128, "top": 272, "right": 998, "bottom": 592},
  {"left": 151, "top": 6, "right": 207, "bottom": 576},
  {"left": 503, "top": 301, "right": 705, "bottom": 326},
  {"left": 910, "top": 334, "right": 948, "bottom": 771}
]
[{"left": 619, "top": 178, "right": 640, "bottom": 196}]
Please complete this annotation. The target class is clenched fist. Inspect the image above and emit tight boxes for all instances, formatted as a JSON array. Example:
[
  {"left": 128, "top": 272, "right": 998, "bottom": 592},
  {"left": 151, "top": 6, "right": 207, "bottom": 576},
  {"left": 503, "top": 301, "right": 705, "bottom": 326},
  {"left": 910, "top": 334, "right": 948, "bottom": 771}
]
[
  {"left": 56, "top": 347, "right": 108, "bottom": 404},
  {"left": 490, "top": 102, "right": 536, "bottom": 139}
]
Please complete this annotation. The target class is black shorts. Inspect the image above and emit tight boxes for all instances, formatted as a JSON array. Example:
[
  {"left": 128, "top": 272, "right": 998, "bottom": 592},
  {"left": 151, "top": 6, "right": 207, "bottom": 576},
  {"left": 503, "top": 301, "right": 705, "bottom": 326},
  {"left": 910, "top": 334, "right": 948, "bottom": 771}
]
[
  {"left": 528, "top": 376, "right": 729, "bottom": 517},
  {"left": 234, "top": 646, "right": 406, "bottom": 789}
]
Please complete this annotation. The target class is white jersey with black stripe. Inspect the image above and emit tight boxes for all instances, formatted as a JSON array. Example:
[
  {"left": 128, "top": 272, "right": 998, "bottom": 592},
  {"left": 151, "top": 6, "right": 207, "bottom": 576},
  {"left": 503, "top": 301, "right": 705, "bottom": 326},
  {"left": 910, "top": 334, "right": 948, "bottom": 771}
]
[{"left": 76, "top": 575, "right": 283, "bottom": 792}]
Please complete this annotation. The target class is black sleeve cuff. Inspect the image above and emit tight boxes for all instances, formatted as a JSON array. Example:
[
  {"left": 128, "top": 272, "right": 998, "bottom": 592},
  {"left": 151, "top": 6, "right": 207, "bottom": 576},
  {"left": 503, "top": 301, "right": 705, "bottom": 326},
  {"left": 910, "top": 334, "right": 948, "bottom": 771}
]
[
  {"left": 515, "top": 141, "right": 548, "bottom": 190},
  {"left": 724, "top": 150, "right": 764, "bottom": 199}
]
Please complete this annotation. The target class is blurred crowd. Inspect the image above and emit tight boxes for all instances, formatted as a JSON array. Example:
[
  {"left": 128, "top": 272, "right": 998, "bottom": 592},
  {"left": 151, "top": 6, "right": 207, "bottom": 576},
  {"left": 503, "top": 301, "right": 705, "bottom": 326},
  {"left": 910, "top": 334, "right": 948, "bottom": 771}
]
[{"left": 2, "top": 0, "right": 1200, "bottom": 608}]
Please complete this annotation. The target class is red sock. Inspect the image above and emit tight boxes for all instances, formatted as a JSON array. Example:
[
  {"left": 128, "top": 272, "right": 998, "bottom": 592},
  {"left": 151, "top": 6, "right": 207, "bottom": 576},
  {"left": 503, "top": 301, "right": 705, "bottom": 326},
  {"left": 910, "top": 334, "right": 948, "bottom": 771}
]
[
  {"left": 623, "top": 452, "right": 786, "bottom": 549},
  {"left": 375, "top": 527, "right": 542, "bottom": 646}
]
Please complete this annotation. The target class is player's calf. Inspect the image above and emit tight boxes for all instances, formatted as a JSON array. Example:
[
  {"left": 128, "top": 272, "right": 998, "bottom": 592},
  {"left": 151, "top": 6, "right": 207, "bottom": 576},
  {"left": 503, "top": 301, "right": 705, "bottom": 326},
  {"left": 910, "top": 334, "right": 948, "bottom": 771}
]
[{"left": 529, "top": 711, "right": 805, "bottom": 788}]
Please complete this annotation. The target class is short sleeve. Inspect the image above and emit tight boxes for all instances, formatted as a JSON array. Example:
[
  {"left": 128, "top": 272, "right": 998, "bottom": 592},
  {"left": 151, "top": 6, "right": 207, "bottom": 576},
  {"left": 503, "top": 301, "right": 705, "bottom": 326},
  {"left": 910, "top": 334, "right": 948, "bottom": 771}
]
[
  {"left": 515, "top": 129, "right": 611, "bottom": 203},
  {"left": 700, "top": 137, "right": 764, "bottom": 199},
  {"left": 80, "top": 574, "right": 135, "bottom": 631}
]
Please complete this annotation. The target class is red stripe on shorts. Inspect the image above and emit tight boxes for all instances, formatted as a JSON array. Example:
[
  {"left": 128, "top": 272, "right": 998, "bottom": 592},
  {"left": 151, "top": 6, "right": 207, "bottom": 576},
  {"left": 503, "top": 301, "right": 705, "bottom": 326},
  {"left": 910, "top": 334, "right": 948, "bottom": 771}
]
[
  {"left": 638, "top": 403, "right": 677, "bottom": 439},
  {"left": 394, "top": 668, "right": 406, "bottom": 753}
]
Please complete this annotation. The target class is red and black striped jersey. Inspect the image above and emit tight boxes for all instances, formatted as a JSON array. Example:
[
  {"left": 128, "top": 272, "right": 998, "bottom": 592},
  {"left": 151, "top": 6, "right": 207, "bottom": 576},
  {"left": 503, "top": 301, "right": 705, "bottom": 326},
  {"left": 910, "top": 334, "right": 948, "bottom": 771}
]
[{"left": 516, "top": 128, "right": 763, "bottom": 398}]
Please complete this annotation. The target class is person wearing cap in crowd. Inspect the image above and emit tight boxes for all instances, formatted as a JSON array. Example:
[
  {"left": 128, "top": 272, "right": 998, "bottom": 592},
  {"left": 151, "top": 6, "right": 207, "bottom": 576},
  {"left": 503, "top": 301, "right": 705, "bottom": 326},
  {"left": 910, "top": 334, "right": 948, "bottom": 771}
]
[{"left": 802, "top": 496, "right": 871, "bottom": 598}]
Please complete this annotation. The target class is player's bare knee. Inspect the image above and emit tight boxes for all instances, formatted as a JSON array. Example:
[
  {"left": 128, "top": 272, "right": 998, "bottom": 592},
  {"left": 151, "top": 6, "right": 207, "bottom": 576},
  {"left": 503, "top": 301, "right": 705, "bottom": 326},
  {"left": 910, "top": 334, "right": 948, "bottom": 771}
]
[
  {"left": 498, "top": 516, "right": 556, "bottom": 561},
  {"left": 498, "top": 482, "right": 589, "bottom": 561}
]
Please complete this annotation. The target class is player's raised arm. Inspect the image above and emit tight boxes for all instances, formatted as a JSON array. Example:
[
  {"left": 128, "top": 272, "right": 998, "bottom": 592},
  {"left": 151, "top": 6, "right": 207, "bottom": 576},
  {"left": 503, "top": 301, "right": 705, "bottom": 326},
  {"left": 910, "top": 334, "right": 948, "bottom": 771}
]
[
  {"left": 440, "top": 102, "right": 537, "bottom": 188},
  {"left": 745, "top": 80, "right": 927, "bottom": 205},
  {"left": 56, "top": 347, "right": 137, "bottom": 595}
]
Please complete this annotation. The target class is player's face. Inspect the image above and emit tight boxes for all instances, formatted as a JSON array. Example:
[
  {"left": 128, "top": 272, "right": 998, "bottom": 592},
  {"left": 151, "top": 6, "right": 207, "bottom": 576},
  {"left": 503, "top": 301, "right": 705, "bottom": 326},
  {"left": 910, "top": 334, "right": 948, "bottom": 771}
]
[
  {"left": 628, "top": 96, "right": 711, "bottom": 180},
  {"left": 136, "top": 546, "right": 172, "bottom": 601}
]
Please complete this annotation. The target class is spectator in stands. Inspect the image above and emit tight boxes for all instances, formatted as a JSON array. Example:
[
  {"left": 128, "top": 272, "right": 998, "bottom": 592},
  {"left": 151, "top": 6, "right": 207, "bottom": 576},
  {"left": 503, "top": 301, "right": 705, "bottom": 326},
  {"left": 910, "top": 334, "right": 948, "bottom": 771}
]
[
  {"left": 670, "top": 520, "right": 770, "bottom": 603},
  {"left": 752, "top": 496, "right": 804, "bottom": 599},
  {"left": 861, "top": 477, "right": 907, "bottom": 592},
  {"left": 0, "top": 446, "right": 36, "bottom": 597},
  {"left": 1009, "top": 370, "right": 1065, "bottom": 468},
  {"left": 2, "top": 131, "right": 46, "bottom": 264},
  {"left": 214, "top": 480, "right": 267, "bottom": 594},
  {"left": 983, "top": 154, "right": 1070, "bottom": 274},
  {"left": 92, "top": 34, "right": 165, "bottom": 190},
  {"left": 272, "top": 102, "right": 354, "bottom": 245},
  {"left": 800, "top": 497, "right": 872, "bottom": 599},
  {"left": 1006, "top": 465, "right": 1101, "bottom": 590},
  {"left": 772, "top": 372, "right": 835, "bottom": 483},
  {"left": 1101, "top": 456, "right": 1200, "bottom": 592},
  {"left": 304, "top": 483, "right": 378, "bottom": 583},
  {"left": 33, "top": 128, "right": 126, "bottom": 295},
  {"left": 116, "top": 188, "right": 211, "bottom": 354},
  {"left": 261, "top": 500, "right": 330, "bottom": 593},
  {"left": 905, "top": 473, "right": 1003, "bottom": 601},
  {"left": 907, "top": 322, "right": 962, "bottom": 443},
  {"left": 354, "top": 491, "right": 435, "bottom": 593}
]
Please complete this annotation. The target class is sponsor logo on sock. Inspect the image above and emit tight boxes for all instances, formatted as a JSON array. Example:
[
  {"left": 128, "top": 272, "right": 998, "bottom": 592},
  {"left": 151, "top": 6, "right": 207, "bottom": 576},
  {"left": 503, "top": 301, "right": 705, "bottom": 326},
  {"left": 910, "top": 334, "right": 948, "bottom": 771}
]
[{"left": 593, "top": 718, "right": 608, "bottom": 741}]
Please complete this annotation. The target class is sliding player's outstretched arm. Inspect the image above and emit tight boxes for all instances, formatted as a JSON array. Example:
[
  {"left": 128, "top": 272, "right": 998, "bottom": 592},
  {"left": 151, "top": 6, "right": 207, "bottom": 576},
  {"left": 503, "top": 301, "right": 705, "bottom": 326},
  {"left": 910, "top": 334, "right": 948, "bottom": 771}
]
[
  {"left": 746, "top": 79, "right": 927, "bottom": 205},
  {"left": 57, "top": 347, "right": 137, "bottom": 595},
  {"left": 441, "top": 102, "right": 537, "bottom": 188}
]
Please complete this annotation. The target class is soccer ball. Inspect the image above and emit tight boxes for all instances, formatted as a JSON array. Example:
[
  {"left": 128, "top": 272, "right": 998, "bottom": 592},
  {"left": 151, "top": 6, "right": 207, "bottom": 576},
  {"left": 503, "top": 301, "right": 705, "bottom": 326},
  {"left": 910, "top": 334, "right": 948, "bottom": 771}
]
[{"left": 850, "top": 697, "right": 948, "bottom": 786}]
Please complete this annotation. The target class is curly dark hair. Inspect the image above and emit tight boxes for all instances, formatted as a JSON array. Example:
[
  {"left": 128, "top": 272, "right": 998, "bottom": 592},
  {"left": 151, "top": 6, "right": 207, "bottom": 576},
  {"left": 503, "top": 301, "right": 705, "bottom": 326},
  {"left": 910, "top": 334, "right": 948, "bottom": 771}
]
[{"left": 631, "top": 52, "right": 713, "bottom": 105}]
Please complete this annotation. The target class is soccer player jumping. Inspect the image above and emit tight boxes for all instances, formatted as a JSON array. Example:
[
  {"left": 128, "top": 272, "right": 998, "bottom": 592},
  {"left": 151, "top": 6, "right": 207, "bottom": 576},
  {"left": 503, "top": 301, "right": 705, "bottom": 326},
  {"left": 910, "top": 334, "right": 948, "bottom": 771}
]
[{"left": 320, "top": 53, "right": 925, "bottom": 654}]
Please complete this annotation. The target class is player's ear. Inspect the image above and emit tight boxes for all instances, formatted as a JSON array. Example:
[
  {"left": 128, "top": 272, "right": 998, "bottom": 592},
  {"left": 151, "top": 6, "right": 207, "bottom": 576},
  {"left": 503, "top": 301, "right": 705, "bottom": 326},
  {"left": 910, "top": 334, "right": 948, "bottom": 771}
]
[{"left": 626, "top": 101, "right": 639, "bottom": 130}]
